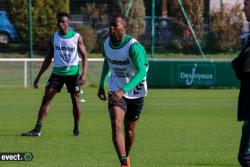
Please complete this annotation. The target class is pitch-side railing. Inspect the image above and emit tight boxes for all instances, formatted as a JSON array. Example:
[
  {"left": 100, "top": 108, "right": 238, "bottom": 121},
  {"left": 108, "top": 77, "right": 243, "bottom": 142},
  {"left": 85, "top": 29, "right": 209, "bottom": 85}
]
[{"left": 0, "top": 58, "right": 104, "bottom": 88}]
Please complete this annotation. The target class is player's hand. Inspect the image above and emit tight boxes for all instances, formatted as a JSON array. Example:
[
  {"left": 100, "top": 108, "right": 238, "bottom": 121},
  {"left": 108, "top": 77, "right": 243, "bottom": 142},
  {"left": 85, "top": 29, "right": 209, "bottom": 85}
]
[
  {"left": 79, "top": 74, "right": 86, "bottom": 86},
  {"left": 110, "top": 89, "right": 124, "bottom": 103},
  {"left": 33, "top": 78, "right": 40, "bottom": 89},
  {"left": 98, "top": 87, "right": 107, "bottom": 101}
]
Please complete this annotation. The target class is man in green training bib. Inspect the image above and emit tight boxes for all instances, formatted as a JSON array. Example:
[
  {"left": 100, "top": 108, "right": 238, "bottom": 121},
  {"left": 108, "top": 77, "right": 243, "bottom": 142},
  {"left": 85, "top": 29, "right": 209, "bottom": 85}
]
[
  {"left": 22, "top": 12, "right": 88, "bottom": 137},
  {"left": 97, "top": 14, "right": 148, "bottom": 167}
]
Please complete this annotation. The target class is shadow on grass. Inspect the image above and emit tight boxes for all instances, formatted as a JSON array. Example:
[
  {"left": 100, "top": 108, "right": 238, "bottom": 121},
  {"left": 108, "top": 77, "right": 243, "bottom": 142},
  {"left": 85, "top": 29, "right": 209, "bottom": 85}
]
[{"left": 0, "top": 134, "right": 22, "bottom": 137}]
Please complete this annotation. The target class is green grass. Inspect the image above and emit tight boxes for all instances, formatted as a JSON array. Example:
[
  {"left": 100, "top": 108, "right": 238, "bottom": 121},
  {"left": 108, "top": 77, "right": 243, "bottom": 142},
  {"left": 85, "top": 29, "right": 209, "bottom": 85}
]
[{"left": 0, "top": 88, "right": 242, "bottom": 167}]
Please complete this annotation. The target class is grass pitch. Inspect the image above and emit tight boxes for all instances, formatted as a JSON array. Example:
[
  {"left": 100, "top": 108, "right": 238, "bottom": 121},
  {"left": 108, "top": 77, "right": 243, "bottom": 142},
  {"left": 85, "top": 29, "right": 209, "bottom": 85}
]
[{"left": 0, "top": 88, "right": 241, "bottom": 167}]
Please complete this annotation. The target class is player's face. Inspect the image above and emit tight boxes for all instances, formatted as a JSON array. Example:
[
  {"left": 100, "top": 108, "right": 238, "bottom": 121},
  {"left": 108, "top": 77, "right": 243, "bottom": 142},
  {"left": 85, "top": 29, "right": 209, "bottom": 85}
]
[
  {"left": 109, "top": 17, "right": 126, "bottom": 43},
  {"left": 57, "top": 16, "right": 69, "bottom": 34},
  {"left": 243, "top": 0, "right": 250, "bottom": 21}
]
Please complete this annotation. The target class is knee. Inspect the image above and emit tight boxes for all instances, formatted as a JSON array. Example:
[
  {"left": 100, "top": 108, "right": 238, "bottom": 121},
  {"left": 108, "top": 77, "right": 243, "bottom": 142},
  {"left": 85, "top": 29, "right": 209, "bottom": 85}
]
[
  {"left": 42, "top": 94, "right": 53, "bottom": 104},
  {"left": 238, "top": 153, "right": 250, "bottom": 167},
  {"left": 126, "top": 129, "right": 135, "bottom": 138},
  {"left": 71, "top": 94, "right": 80, "bottom": 104},
  {"left": 72, "top": 95, "right": 79, "bottom": 101}
]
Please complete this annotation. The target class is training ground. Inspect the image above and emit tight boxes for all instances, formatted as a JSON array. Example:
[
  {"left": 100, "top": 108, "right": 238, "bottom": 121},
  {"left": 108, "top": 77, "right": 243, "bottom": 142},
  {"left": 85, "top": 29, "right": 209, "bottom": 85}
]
[{"left": 0, "top": 87, "right": 241, "bottom": 167}]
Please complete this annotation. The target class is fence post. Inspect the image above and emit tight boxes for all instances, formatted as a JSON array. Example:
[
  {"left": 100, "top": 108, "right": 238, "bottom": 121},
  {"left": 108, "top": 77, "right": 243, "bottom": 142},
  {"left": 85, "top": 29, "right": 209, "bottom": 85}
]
[
  {"left": 24, "top": 60, "right": 27, "bottom": 88},
  {"left": 28, "top": 0, "right": 33, "bottom": 86}
]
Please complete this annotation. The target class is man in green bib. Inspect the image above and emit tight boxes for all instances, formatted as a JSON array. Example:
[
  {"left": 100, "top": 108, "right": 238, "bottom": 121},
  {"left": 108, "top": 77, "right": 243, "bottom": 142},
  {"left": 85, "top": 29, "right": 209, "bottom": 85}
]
[{"left": 22, "top": 12, "right": 88, "bottom": 137}]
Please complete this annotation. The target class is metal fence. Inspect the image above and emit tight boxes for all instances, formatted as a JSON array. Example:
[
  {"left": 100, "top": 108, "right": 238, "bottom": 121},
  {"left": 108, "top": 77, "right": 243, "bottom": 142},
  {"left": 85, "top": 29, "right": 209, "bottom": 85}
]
[
  {"left": 0, "top": 58, "right": 103, "bottom": 88},
  {"left": 70, "top": 14, "right": 174, "bottom": 47}
]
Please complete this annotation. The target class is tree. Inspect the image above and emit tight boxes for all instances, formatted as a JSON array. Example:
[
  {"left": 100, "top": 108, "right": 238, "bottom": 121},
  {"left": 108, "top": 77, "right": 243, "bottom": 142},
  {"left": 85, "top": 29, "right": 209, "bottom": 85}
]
[
  {"left": 80, "top": 3, "right": 111, "bottom": 52},
  {"left": 81, "top": 3, "right": 111, "bottom": 22},
  {"left": 8, "top": 0, "right": 69, "bottom": 51},
  {"left": 205, "top": 3, "right": 243, "bottom": 52},
  {"left": 170, "top": 0, "right": 204, "bottom": 52},
  {"left": 8, "top": 0, "right": 28, "bottom": 46},
  {"left": 113, "top": 0, "right": 146, "bottom": 38},
  {"left": 75, "top": 25, "right": 97, "bottom": 52},
  {"left": 80, "top": 1, "right": 146, "bottom": 50}
]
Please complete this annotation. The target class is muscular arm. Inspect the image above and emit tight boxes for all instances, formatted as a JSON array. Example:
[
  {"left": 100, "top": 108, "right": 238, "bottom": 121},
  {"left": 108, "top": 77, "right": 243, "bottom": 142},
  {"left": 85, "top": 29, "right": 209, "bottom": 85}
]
[
  {"left": 99, "top": 57, "right": 110, "bottom": 88},
  {"left": 78, "top": 35, "right": 88, "bottom": 85},
  {"left": 33, "top": 40, "right": 53, "bottom": 88},
  {"left": 97, "top": 50, "right": 110, "bottom": 101}
]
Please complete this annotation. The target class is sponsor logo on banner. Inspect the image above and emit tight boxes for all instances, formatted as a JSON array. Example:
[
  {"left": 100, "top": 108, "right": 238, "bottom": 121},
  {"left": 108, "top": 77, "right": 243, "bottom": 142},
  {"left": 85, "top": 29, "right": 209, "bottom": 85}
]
[{"left": 178, "top": 63, "right": 216, "bottom": 86}]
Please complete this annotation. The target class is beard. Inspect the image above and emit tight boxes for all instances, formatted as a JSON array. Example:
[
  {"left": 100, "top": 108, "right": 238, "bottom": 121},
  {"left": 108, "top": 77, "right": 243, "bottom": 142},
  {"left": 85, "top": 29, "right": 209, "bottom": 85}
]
[{"left": 110, "top": 34, "right": 120, "bottom": 43}]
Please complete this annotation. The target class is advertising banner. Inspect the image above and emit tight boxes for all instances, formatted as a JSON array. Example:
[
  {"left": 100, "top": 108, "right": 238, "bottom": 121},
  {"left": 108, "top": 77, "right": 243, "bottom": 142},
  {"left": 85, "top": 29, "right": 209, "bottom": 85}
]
[{"left": 147, "top": 59, "right": 239, "bottom": 88}]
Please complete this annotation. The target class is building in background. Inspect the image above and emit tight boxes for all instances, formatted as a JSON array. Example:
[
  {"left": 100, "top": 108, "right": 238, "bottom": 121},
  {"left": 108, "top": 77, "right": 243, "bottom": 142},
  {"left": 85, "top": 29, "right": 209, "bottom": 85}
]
[{"left": 210, "top": 0, "right": 243, "bottom": 11}]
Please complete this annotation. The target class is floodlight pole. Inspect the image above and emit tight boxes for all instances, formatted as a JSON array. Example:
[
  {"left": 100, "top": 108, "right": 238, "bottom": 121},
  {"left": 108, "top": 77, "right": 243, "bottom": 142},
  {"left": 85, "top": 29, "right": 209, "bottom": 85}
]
[{"left": 28, "top": 0, "right": 33, "bottom": 86}]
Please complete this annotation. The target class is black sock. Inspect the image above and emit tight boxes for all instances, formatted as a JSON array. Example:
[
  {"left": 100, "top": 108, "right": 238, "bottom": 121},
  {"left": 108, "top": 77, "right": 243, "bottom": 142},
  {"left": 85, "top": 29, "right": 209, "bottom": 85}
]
[
  {"left": 119, "top": 156, "right": 127, "bottom": 165},
  {"left": 34, "top": 122, "right": 42, "bottom": 132},
  {"left": 74, "top": 124, "right": 78, "bottom": 130}
]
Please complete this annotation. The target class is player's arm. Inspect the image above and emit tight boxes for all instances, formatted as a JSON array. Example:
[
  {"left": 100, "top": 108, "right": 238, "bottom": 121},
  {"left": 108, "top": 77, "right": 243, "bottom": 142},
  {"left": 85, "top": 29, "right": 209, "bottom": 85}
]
[
  {"left": 97, "top": 49, "right": 110, "bottom": 101},
  {"left": 122, "top": 42, "right": 148, "bottom": 93},
  {"left": 78, "top": 35, "right": 88, "bottom": 86},
  {"left": 33, "top": 38, "right": 53, "bottom": 89}
]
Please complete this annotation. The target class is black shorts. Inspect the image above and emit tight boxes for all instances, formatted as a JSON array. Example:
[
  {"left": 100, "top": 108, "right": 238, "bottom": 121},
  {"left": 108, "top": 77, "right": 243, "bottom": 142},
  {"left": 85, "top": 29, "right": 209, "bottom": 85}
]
[
  {"left": 46, "top": 73, "right": 80, "bottom": 93},
  {"left": 108, "top": 93, "right": 144, "bottom": 121}
]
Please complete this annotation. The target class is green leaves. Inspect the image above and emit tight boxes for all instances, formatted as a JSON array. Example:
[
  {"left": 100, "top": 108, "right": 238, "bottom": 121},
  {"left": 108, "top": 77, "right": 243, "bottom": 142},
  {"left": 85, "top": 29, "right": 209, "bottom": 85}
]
[
  {"left": 114, "top": 0, "right": 146, "bottom": 39},
  {"left": 8, "top": 0, "right": 69, "bottom": 51}
]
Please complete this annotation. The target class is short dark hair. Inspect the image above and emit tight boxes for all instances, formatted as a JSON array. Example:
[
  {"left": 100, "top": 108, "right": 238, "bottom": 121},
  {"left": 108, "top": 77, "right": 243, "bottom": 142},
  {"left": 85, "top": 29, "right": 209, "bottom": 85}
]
[
  {"left": 112, "top": 14, "right": 128, "bottom": 28},
  {"left": 56, "top": 12, "right": 70, "bottom": 19}
]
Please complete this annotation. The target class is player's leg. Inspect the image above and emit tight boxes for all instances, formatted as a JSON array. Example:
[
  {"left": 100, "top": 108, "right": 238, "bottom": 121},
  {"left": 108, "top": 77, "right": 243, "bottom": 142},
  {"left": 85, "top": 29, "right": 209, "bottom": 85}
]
[
  {"left": 123, "top": 119, "right": 136, "bottom": 167},
  {"left": 238, "top": 121, "right": 250, "bottom": 166},
  {"left": 35, "top": 74, "right": 64, "bottom": 132},
  {"left": 70, "top": 92, "right": 80, "bottom": 136},
  {"left": 21, "top": 74, "right": 63, "bottom": 136},
  {"left": 36, "top": 88, "right": 57, "bottom": 124},
  {"left": 124, "top": 119, "right": 137, "bottom": 156},
  {"left": 109, "top": 106, "right": 128, "bottom": 166},
  {"left": 108, "top": 92, "right": 129, "bottom": 166},
  {"left": 65, "top": 74, "right": 81, "bottom": 136},
  {"left": 124, "top": 97, "right": 144, "bottom": 166},
  {"left": 21, "top": 88, "right": 57, "bottom": 137}
]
